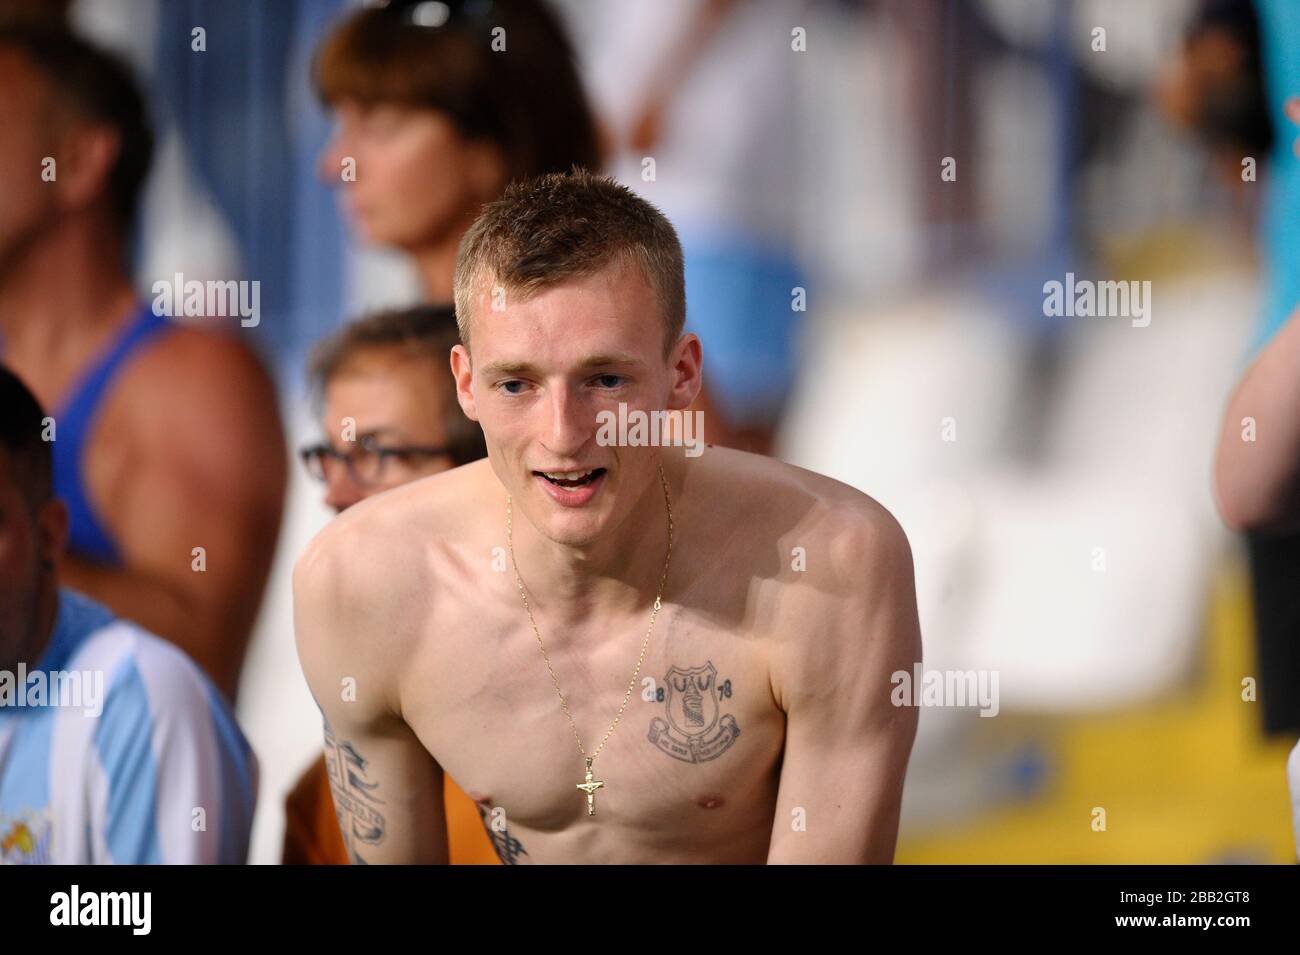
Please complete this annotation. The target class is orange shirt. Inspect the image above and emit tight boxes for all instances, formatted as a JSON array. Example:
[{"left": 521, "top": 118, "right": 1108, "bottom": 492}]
[{"left": 282, "top": 753, "right": 501, "bottom": 865}]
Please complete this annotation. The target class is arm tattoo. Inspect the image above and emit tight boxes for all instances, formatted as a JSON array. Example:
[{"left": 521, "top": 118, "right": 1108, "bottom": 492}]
[
  {"left": 647, "top": 661, "right": 741, "bottom": 763},
  {"left": 323, "top": 720, "right": 386, "bottom": 865},
  {"left": 474, "top": 804, "right": 530, "bottom": 865}
]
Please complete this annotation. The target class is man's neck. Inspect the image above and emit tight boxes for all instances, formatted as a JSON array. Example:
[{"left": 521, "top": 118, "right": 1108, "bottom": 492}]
[
  {"left": 412, "top": 240, "right": 457, "bottom": 305},
  {"left": 0, "top": 215, "right": 137, "bottom": 359},
  {"left": 508, "top": 453, "right": 685, "bottom": 628},
  {"left": 409, "top": 208, "right": 483, "bottom": 305},
  {"left": 4, "top": 581, "right": 60, "bottom": 676}
]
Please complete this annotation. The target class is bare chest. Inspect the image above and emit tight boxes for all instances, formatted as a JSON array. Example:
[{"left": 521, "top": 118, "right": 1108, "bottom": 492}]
[{"left": 403, "top": 602, "right": 786, "bottom": 863}]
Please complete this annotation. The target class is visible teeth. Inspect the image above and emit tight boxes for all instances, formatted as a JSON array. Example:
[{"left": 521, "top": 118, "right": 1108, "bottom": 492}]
[{"left": 541, "top": 469, "right": 595, "bottom": 480}]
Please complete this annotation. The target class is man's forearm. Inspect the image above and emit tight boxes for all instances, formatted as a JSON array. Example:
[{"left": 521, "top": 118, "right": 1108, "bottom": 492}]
[{"left": 1216, "top": 310, "right": 1300, "bottom": 531}]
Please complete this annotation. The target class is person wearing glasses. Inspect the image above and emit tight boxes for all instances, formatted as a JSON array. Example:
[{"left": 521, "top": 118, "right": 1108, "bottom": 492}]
[
  {"left": 284, "top": 304, "right": 492, "bottom": 864},
  {"left": 298, "top": 307, "right": 485, "bottom": 513}
]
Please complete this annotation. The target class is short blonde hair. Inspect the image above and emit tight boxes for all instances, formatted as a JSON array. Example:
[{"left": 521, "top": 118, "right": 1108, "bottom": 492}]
[{"left": 453, "top": 168, "right": 686, "bottom": 356}]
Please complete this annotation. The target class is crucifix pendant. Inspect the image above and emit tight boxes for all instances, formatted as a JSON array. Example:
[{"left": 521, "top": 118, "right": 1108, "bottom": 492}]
[{"left": 575, "top": 757, "right": 605, "bottom": 816}]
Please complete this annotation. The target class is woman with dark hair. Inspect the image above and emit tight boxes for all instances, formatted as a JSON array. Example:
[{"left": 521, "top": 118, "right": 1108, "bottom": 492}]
[{"left": 314, "top": 0, "right": 601, "bottom": 301}]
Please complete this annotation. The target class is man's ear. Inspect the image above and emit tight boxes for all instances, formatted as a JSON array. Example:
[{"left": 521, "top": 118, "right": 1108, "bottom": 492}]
[
  {"left": 666, "top": 333, "right": 703, "bottom": 411},
  {"left": 55, "top": 122, "right": 121, "bottom": 217},
  {"left": 450, "top": 343, "right": 479, "bottom": 422},
  {"left": 37, "top": 497, "right": 68, "bottom": 572}
]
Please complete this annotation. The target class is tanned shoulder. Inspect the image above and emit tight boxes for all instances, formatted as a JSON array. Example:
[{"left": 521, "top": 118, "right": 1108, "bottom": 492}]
[{"left": 693, "top": 447, "right": 918, "bottom": 713}]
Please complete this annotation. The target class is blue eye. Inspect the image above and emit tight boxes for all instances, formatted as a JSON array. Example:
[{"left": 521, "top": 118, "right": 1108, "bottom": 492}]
[
  {"left": 498, "top": 380, "right": 526, "bottom": 395},
  {"left": 594, "top": 374, "right": 625, "bottom": 389}
]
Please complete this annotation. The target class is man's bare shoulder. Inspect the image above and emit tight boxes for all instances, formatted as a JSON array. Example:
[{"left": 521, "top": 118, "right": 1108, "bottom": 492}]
[
  {"left": 685, "top": 445, "right": 911, "bottom": 589},
  {"left": 124, "top": 324, "right": 278, "bottom": 413},
  {"left": 693, "top": 450, "right": 921, "bottom": 717},
  {"left": 295, "top": 458, "right": 502, "bottom": 605},
  {"left": 292, "top": 459, "right": 503, "bottom": 715},
  {"left": 112, "top": 324, "right": 286, "bottom": 479}
]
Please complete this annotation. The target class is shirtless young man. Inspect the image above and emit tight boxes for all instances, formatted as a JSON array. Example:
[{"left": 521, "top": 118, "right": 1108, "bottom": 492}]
[{"left": 293, "top": 169, "right": 922, "bottom": 864}]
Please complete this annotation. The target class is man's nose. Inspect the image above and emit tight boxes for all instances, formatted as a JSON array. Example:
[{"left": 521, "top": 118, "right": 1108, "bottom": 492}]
[
  {"left": 544, "top": 387, "right": 593, "bottom": 457},
  {"left": 324, "top": 467, "right": 365, "bottom": 513}
]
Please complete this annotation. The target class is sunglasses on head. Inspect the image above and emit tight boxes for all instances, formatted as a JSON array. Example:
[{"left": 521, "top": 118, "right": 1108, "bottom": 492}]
[{"left": 374, "top": 0, "right": 495, "bottom": 29}]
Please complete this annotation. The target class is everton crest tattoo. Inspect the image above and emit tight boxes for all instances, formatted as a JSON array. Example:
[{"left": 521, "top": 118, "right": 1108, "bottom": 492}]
[{"left": 647, "top": 661, "right": 741, "bottom": 763}]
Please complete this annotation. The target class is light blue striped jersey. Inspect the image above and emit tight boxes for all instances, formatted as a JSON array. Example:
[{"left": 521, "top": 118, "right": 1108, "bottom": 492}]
[{"left": 0, "top": 589, "right": 257, "bottom": 864}]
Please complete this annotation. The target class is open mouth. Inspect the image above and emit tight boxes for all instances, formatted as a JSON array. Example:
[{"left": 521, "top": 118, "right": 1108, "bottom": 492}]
[{"left": 534, "top": 468, "right": 606, "bottom": 488}]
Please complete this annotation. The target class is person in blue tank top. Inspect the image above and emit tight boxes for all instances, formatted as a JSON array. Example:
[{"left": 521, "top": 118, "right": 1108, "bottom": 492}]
[
  {"left": 0, "top": 25, "right": 286, "bottom": 700},
  {"left": 0, "top": 367, "right": 257, "bottom": 864}
]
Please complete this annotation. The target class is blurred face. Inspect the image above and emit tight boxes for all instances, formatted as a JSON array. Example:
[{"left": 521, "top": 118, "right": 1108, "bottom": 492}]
[
  {"left": 0, "top": 452, "right": 65, "bottom": 670},
  {"left": 1156, "top": 27, "right": 1247, "bottom": 132},
  {"left": 451, "top": 258, "right": 701, "bottom": 548},
  {"left": 0, "top": 50, "right": 61, "bottom": 270},
  {"left": 318, "top": 99, "right": 505, "bottom": 250},
  {"left": 317, "top": 347, "right": 455, "bottom": 513}
]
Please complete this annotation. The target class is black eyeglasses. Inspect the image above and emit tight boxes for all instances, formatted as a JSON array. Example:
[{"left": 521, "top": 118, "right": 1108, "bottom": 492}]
[
  {"left": 299, "top": 434, "right": 451, "bottom": 486},
  {"left": 377, "top": 0, "right": 494, "bottom": 29}
]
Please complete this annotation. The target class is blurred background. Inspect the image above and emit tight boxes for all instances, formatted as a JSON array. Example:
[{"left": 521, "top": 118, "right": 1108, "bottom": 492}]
[{"left": 6, "top": 0, "right": 1297, "bottom": 863}]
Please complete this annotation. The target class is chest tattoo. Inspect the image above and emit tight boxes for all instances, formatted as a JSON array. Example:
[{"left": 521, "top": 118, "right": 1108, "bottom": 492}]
[{"left": 647, "top": 661, "right": 741, "bottom": 764}]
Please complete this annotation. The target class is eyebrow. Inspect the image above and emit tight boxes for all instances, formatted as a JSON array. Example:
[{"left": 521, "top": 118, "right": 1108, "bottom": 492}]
[
  {"left": 357, "top": 428, "right": 407, "bottom": 441},
  {"left": 479, "top": 353, "right": 646, "bottom": 377}
]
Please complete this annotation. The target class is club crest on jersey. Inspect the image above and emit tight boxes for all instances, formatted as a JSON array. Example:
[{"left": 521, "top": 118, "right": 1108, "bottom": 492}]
[
  {"left": 1, "top": 810, "right": 53, "bottom": 865},
  {"left": 648, "top": 663, "right": 740, "bottom": 763}
]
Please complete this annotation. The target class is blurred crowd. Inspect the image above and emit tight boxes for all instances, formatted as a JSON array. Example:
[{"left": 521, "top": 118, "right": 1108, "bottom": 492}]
[{"left": 1, "top": 0, "right": 1298, "bottom": 864}]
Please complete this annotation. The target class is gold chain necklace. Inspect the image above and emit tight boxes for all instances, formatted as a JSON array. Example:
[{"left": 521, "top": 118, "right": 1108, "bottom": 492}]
[{"left": 505, "top": 460, "right": 673, "bottom": 816}]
